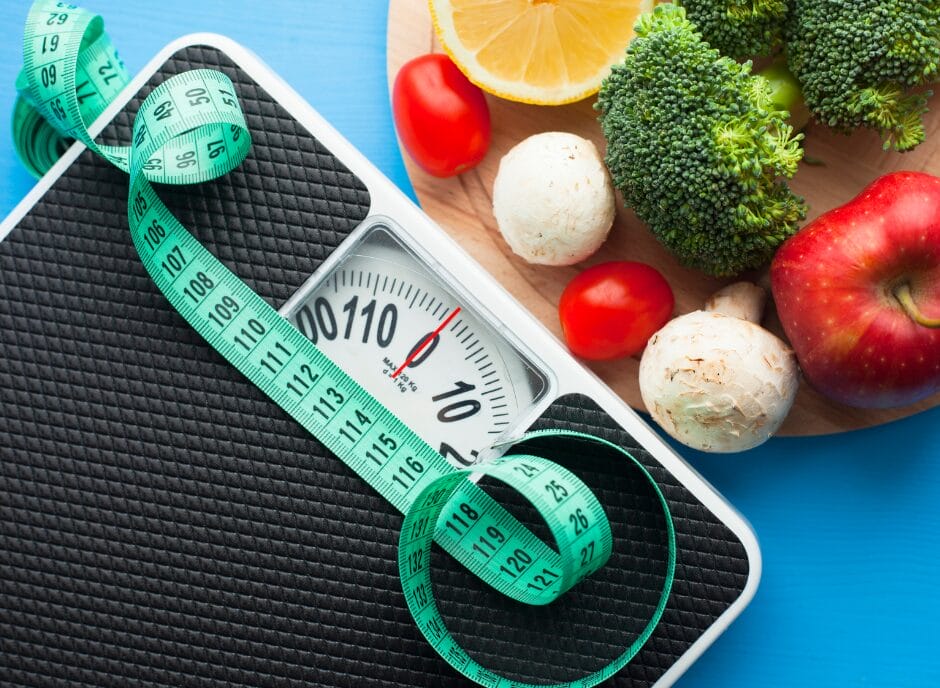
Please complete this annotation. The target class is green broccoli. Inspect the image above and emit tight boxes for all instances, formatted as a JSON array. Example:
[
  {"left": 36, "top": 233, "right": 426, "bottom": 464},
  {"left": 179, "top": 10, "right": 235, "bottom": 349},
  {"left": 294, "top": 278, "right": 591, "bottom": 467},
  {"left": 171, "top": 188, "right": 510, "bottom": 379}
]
[
  {"left": 678, "top": 0, "right": 790, "bottom": 60},
  {"left": 597, "top": 4, "right": 806, "bottom": 277},
  {"left": 786, "top": 0, "right": 940, "bottom": 152}
]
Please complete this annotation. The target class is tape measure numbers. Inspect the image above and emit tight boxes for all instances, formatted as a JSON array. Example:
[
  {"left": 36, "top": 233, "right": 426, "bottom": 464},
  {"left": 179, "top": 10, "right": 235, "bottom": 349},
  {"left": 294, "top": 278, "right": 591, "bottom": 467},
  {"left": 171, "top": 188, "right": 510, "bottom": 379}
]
[
  {"left": 14, "top": 5, "right": 129, "bottom": 177},
  {"left": 13, "top": 3, "right": 676, "bottom": 685},
  {"left": 401, "top": 435, "right": 676, "bottom": 687}
]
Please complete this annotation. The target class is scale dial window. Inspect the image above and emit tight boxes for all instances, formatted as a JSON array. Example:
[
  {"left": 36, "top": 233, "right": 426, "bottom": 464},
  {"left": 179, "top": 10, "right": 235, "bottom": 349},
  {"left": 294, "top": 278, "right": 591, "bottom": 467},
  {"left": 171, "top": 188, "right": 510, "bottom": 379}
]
[{"left": 284, "top": 220, "right": 550, "bottom": 469}]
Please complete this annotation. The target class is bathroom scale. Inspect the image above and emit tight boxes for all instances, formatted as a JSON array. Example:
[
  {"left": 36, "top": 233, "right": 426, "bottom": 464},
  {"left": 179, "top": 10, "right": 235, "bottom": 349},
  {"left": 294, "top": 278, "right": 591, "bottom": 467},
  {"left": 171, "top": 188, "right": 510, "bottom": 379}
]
[{"left": 0, "top": 34, "right": 760, "bottom": 687}]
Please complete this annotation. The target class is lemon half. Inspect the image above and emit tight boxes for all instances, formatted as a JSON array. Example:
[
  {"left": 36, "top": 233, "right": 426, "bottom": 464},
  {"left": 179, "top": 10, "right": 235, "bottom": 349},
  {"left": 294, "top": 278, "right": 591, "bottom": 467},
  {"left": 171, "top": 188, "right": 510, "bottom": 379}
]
[{"left": 429, "top": 0, "right": 654, "bottom": 105}]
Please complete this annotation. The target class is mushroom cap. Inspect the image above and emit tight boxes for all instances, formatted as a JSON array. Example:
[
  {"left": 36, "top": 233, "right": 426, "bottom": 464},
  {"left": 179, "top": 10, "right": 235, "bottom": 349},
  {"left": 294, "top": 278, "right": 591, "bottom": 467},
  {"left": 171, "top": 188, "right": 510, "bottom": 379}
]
[
  {"left": 639, "top": 310, "right": 799, "bottom": 453},
  {"left": 492, "top": 132, "right": 615, "bottom": 266}
]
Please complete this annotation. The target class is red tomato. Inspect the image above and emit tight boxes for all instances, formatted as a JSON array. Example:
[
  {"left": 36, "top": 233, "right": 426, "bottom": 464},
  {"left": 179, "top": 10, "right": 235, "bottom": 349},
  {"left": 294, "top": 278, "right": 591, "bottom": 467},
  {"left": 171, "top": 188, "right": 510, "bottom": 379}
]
[
  {"left": 392, "top": 54, "right": 491, "bottom": 177},
  {"left": 559, "top": 262, "right": 674, "bottom": 361}
]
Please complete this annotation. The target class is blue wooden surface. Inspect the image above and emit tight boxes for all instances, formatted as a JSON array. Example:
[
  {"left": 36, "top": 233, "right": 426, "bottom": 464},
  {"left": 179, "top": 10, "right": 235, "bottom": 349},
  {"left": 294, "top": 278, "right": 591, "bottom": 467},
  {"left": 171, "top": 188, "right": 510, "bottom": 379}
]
[{"left": 0, "top": 2, "right": 937, "bottom": 685}]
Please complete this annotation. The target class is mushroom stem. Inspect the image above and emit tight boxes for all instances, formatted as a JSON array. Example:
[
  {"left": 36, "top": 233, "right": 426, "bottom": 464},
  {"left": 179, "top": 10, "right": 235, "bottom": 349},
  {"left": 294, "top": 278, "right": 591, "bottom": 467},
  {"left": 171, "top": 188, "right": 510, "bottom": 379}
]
[
  {"left": 894, "top": 283, "right": 940, "bottom": 328},
  {"left": 705, "top": 282, "right": 767, "bottom": 323}
]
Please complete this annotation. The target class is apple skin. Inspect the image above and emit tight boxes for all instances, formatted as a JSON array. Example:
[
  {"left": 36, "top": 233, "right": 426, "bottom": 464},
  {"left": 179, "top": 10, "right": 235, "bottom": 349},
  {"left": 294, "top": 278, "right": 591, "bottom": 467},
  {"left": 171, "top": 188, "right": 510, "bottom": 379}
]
[{"left": 771, "top": 171, "right": 940, "bottom": 409}]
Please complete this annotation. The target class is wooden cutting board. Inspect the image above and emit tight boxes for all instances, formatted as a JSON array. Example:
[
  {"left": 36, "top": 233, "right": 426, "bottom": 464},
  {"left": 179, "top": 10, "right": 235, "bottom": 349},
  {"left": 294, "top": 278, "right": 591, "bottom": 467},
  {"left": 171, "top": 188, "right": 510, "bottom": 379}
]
[{"left": 386, "top": 0, "right": 940, "bottom": 436}]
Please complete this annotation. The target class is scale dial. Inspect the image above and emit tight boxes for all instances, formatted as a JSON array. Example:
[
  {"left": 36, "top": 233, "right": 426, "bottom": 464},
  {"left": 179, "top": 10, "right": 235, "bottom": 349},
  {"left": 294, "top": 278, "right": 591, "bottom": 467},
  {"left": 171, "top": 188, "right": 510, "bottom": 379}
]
[{"left": 285, "top": 221, "right": 549, "bottom": 469}]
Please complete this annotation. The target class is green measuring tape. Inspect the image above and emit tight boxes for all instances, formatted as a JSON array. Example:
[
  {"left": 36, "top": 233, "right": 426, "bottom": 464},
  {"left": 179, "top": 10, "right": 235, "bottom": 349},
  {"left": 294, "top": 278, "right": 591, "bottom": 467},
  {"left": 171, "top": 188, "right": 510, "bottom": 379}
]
[
  {"left": 15, "top": 2, "right": 129, "bottom": 177},
  {"left": 13, "top": 2, "right": 676, "bottom": 684}
]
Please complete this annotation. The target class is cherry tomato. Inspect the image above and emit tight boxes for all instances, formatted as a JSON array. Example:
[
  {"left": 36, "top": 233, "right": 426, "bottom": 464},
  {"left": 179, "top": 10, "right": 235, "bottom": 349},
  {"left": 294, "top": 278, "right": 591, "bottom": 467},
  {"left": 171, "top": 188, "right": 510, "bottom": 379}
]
[
  {"left": 559, "top": 262, "right": 674, "bottom": 361},
  {"left": 393, "top": 53, "right": 491, "bottom": 177}
]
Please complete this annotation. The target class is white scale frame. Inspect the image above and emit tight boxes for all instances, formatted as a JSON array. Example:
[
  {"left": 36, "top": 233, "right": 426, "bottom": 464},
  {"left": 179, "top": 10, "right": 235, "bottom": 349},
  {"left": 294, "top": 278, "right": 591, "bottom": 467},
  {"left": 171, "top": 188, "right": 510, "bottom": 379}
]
[{"left": 0, "top": 34, "right": 762, "bottom": 688}]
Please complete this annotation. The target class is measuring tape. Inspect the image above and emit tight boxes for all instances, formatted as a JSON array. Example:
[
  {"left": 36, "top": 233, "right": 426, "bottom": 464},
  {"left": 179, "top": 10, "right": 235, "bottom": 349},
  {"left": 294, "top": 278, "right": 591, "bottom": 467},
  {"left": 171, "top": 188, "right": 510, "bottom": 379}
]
[
  {"left": 13, "top": 2, "right": 676, "bottom": 684},
  {"left": 15, "top": 3, "right": 129, "bottom": 177}
]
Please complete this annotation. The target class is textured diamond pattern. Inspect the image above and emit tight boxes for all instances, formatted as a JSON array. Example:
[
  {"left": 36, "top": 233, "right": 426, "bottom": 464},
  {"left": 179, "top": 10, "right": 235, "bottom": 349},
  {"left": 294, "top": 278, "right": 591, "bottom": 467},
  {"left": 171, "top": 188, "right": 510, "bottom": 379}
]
[{"left": 0, "top": 46, "right": 748, "bottom": 687}]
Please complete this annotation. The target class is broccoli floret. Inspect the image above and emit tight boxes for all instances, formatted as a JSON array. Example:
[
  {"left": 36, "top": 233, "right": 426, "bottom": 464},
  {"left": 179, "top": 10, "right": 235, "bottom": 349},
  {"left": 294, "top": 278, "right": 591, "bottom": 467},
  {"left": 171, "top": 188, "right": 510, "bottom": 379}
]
[
  {"left": 786, "top": 0, "right": 940, "bottom": 152},
  {"left": 597, "top": 4, "right": 806, "bottom": 277},
  {"left": 679, "top": 0, "right": 790, "bottom": 59}
]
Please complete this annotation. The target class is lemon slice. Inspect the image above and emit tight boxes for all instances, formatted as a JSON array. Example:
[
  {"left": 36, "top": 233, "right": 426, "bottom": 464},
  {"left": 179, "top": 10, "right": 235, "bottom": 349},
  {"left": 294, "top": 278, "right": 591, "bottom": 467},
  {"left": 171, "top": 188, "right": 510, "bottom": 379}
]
[{"left": 429, "top": 0, "right": 653, "bottom": 105}]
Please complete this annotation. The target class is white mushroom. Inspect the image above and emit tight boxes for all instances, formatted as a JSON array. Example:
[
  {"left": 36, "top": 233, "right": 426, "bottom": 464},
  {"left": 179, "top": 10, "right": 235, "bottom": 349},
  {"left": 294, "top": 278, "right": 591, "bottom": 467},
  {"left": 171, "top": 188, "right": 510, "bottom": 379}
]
[
  {"left": 492, "top": 132, "right": 615, "bottom": 266},
  {"left": 639, "top": 282, "right": 800, "bottom": 453}
]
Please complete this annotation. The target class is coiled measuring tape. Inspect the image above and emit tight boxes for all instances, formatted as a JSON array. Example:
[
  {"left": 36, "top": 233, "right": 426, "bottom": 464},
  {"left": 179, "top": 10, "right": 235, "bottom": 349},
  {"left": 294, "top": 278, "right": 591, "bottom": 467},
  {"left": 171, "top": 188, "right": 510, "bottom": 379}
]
[{"left": 13, "top": 2, "right": 676, "bottom": 685}]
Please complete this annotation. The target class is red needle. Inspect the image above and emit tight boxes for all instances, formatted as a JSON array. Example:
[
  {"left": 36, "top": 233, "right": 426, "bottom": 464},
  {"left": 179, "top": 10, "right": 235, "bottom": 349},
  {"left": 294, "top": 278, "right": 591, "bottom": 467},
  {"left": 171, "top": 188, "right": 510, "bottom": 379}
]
[{"left": 392, "top": 306, "right": 462, "bottom": 378}]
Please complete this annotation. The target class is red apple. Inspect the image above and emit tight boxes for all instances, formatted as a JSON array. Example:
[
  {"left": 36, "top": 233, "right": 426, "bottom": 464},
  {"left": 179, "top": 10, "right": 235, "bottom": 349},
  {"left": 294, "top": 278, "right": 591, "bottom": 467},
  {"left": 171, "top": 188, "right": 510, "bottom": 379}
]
[{"left": 771, "top": 171, "right": 940, "bottom": 409}]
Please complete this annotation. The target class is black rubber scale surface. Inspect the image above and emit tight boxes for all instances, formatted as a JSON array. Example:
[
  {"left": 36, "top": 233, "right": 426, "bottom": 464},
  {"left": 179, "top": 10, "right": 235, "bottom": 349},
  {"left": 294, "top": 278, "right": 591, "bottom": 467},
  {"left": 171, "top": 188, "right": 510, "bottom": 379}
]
[{"left": 0, "top": 46, "right": 749, "bottom": 686}]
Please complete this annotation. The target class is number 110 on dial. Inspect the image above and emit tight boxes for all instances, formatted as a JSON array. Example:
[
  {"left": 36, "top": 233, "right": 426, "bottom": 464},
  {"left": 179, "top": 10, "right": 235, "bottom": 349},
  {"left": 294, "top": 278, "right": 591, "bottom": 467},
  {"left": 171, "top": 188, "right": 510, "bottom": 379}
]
[{"left": 284, "top": 221, "right": 549, "bottom": 469}]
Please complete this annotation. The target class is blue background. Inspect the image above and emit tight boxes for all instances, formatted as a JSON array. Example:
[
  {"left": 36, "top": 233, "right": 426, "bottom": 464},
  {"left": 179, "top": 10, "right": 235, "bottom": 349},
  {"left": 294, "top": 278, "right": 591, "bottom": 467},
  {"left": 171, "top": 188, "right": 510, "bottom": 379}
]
[{"left": 0, "top": 2, "right": 937, "bottom": 686}]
